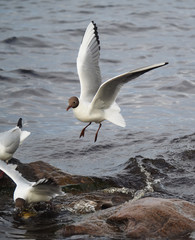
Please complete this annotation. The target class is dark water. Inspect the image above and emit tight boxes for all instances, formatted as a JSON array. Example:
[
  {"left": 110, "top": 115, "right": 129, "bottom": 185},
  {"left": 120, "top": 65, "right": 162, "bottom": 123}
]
[{"left": 0, "top": 0, "right": 195, "bottom": 239}]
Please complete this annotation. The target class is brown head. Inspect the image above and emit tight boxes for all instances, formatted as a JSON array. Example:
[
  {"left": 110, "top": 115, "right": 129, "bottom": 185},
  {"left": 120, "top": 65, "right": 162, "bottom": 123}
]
[
  {"left": 15, "top": 198, "right": 26, "bottom": 209},
  {"left": 66, "top": 96, "right": 79, "bottom": 111}
]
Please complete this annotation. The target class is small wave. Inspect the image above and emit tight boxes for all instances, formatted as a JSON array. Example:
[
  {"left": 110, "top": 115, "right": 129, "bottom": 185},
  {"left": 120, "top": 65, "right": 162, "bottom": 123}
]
[
  {"left": 10, "top": 88, "right": 51, "bottom": 98},
  {"left": 0, "top": 74, "right": 20, "bottom": 83},
  {"left": 131, "top": 10, "right": 159, "bottom": 17},
  {"left": 80, "top": 143, "right": 115, "bottom": 155},
  {"left": 101, "top": 58, "right": 121, "bottom": 64},
  {"left": 159, "top": 80, "right": 195, "bottom": 94},
  {"left": 108, "top": 23, "right": 159, "bottom": 34},
  {"left": 12, "top": 69, "right": 75, "bottom": 84},
  {"left": 171, "top": 133, "right": 195, "bottom": 144},
  {"left": 13, "top": 69, "right": 41, "bottom": 78},
  {"left": 2, "top": 36, "right": 49, "bottom": 48}
]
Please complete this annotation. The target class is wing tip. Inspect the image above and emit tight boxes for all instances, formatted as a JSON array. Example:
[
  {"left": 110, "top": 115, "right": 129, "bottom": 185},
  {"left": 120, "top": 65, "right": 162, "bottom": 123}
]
[
  {"left": 34, "top": 178, "right": 58, "bottom": 186},
  {"left": 91, "top": 21, "right": 100, "bottom": 50},
  {"left": 155, "top": 62, "right": 169, "bottom": 67},
  {"left": 17, "top": 118, "right": 22, "bottom": 129}
]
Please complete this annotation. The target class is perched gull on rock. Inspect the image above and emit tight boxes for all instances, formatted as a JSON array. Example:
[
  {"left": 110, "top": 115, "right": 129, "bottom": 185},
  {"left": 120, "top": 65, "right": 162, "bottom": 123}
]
[
  {"left": 67, "top": 21, "right": 168, "bottom": 142},
  {"left": 0, "top": 160, "right": 64, "bottom": 208},
  {"left": 0, "top": 118, "right": 31, "bottom": 162}
]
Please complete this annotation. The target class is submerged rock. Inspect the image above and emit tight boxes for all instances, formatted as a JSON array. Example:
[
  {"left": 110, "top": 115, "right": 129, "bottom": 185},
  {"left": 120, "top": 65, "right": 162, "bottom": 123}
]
[{"left": 61, "top": 197, "right": 195, "bottom": 239}]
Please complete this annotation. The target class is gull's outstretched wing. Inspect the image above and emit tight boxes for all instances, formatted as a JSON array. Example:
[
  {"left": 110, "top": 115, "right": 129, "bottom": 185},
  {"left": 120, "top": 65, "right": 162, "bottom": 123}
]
[
  {"left": 90, "top": 62, "right": 168, "bottom": 110},
  {"left": 0, "top": 160, "right": 30, "bottom": 186},
  {"left": 77, "top": 21, "right": 102, "bottom": 102},
  {"left": 31, "top": 178, "right": 65, "bottom": 199}
]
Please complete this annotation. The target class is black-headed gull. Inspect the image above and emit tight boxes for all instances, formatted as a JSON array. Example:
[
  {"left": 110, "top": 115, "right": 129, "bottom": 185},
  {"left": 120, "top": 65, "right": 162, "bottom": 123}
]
[
  {"left": 0, "top": 118, "right": 30, "bottom": 162},
  {"left": 67, "top": 21, "right": 168, "bottom": 142},
  {"left": 0, "top": 160, "right": 64, "bottom": 208}
]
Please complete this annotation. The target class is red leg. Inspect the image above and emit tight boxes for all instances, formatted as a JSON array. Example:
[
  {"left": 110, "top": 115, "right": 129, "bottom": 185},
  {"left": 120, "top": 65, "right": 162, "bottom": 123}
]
[
  {"left": 80, "top": 122, "right": 92, "bottom": 138},
  {"left": 94, "top": 123, "right": 102, "bottom": 142}
]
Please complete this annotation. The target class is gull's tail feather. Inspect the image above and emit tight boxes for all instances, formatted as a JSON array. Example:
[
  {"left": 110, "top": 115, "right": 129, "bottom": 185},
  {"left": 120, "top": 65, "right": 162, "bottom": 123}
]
[
  {"left": 105, "top": 106, "right": 126, "bottom": 127},
  {"left": 20, "top": 131, "right": 31, "bottom": 145}
]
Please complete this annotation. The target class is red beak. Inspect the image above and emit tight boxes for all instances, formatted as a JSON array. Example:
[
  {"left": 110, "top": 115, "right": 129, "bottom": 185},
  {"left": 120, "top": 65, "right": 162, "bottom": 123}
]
[{"left": 66, "top": 105, "right": 71, "bottom": 111}]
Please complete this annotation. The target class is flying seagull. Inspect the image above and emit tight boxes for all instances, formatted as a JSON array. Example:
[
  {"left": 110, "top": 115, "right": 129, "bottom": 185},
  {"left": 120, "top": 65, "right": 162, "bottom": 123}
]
[
  {"left": 66, "top": 21, "right": 168, "bottom": 142},
  {"left": 0, "top": 160, "right": 64, "bottom": 208},
  {"left": 0, "top": 118, "right": 31, "bottom": 162}
]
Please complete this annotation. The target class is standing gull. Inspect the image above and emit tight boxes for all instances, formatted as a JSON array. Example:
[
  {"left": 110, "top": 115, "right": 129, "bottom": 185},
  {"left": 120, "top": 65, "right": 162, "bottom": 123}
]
[
  {"left": 0, "top": 118, "right": 30, "bottom": 162},
  {"left": 0, "top": 160, "right": 64, "bottom": 208},
  {"left": 67, "top": 21, "right": 168, "bottom": 142}
]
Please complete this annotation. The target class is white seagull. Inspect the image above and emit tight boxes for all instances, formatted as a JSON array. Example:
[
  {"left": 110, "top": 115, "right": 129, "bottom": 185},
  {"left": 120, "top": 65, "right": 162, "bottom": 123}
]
[
  {"left": 0, "top": 160, "right": 64, "bottom": 208},
  {"left": 66, "top": 21, "right": 168, "bottom": 142},
  {"left": 0, "top": 118, "right": 31, "bottom": 162}
]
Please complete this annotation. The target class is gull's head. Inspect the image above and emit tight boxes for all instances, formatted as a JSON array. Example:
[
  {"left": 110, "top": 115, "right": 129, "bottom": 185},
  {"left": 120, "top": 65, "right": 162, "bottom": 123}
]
[
  {"left": 66, "top": 96, "right": 79, "bottom": 111},
  {"left": 15, "top": 198, "right": 26, "bottom": 209}
]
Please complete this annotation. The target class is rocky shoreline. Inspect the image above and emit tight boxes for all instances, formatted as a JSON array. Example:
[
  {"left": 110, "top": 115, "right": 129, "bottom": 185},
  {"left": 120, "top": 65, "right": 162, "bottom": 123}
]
[{"left": 1, "top": 159, "right": 195, "bottom": 239}]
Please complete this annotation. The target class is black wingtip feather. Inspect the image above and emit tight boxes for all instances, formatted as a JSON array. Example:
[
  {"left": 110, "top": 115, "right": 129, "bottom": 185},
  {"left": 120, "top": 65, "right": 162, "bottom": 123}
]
[
  {"left": 35, "top": 178, "right": 58, "bottom": 186},
  {"left": 91, "top": 21, "right": 100, "bottom": 50},
  {"left": 17, "top": 118, "right": 22, "bottom": 129}
]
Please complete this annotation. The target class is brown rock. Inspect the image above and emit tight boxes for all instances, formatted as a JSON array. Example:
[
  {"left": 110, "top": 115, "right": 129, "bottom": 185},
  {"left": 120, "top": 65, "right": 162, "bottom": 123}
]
[
  {"left": 1, "top": 158, "right": 136, "bottom": 195},
  {"left": 57, "top": 191, "right": 131, "bottom": 213},
  {"left": 1, "top": 159, "right": 106, "bottom": 193},
  {"left": 61, "top": 197, "right": 195, "bottom": 239},
  {"left": 1, "top": 159, "right": 195, "bottom": 239}
]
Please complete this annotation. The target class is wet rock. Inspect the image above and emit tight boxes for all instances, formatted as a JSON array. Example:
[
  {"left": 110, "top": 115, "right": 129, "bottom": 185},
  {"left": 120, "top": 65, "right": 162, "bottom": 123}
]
[
  {"left": 1, "top": 158, "right": 195, "bottom": 239},
  {"left": 1, "top": 158, "right": 145, "bottom": 195},
  {"left": 27, "top": 158, "right": 146, "bottom": 192},
  {"left": 0, "top": 158, "right": 115, "bottom": 192},
  {"left": 58, "top": 191, "right": 132, "bottom": 213},
  {"left": 61, "top": 197, "right": 195, "bottom": 239}
]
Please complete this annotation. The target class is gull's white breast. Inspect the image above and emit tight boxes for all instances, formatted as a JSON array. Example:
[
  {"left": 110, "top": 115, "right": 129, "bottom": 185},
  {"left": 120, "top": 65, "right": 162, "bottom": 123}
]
[{"left": 73, "top": 101, "right": 105, "bottom": 123}]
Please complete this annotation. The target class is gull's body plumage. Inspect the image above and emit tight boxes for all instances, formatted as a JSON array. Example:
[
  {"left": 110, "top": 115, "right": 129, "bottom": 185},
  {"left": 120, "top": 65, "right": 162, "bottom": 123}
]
[
  {"left": 67, "top": 21, "right": 168, "bottom": 141},
  {"left": 0, "top": 160, "right": 64, "bottom": 207},
  {"left": 0, "top": 118, "right": 30, "bottom": 162}
]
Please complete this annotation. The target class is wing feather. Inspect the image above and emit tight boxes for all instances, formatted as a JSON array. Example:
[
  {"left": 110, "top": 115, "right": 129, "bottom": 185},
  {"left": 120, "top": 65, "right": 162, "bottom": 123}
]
[
  {"left": 0, "top": 160, "right": 30, "bottom": 186},
  {"left": 90, "top": 62, "right": 168, "bottom": 110},
  {"left": 77, "top": 21, "right": 101, "bottom": 102},
  {"left": 31, "top": 178, "right": 64, "bottom": 198}
]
